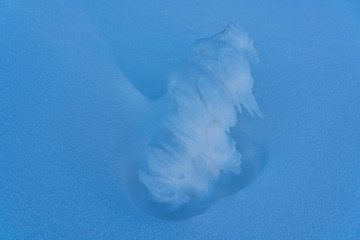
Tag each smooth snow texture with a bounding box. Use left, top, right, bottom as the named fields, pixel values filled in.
left=139, top=26, right=262, bottom=212
left=2, top=0, right=360, bottom=238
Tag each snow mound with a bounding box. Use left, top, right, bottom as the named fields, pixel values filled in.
left=138, top=25, right=262, bottom=212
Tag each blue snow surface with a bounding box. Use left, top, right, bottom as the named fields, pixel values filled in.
left=1, top=0, right=359, bottom=239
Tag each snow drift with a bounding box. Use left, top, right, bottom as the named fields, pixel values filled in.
left=138, top=25, right=263, bottom=213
